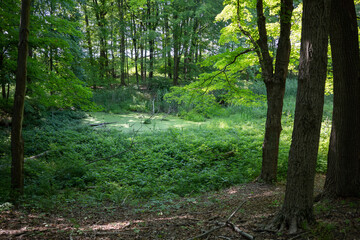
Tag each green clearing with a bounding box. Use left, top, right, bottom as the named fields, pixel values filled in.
left=0, top=79, right=332, bottom=211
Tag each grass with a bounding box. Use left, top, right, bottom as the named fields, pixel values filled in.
left=0, top=78, right=332, bottom=211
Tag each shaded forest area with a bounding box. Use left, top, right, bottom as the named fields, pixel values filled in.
left=1, top=0, right=360, bottom=239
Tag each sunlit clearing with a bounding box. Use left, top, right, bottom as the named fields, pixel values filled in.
left=219, top=121, right=228, bottom=129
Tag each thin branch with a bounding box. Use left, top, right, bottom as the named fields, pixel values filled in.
left=25, top=150, right=51, bottom=161
left=226, top=201, right=246, bottom=222
left=200, top=48, right=254, bottom=93
left=236, top=0, right=261, bottom=60
left=187, top=201, right=251, bottom=240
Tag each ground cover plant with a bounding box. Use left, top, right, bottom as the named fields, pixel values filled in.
left=2, top=0, right=359, bottom=237
left=0, top=79, right=331, bottom=211
left=0, top=78, right=347, bottom=239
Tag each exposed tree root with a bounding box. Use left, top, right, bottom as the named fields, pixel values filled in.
left=265, top=210, right=315, bottom=235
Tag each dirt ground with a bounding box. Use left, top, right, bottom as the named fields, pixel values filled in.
left=1, top=175, right=359, bottom=240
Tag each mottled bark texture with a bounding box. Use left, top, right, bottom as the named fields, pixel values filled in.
left=324, top=0, right=360, bottom=197
left=11, top=0, right=31, bottom=197
left=267, top=0, right=329, bottom=233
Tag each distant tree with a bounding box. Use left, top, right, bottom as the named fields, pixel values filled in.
left=324, top=0, right=360, bottom=197
left=117, top=0, right=127, bottom=86
left=0, top=0, right=20, bottom=100
left=11, top=0, right=31, bottom=197
left=92, top=0, right=109, bottom=84
left=268, top=0, right=329, bottom=233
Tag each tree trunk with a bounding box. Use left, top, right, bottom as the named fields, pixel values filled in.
left=131, top=14, right=139, bottom=87
left=11, top=0, right=31, bottom=197
left=93, top=0, right=108, bottom=84
left=261, top=82, right=285, bottom=181
left=173, top=13, right=180, bottom=86
left=268, top=0, right=329, bottom=233
left=324, top=0, right=360, bottom=198
left=255, top=0, right=293, bottom=183
left=0, top=51, right=5, bottom=99
left=83, top=3, right=96, bottom=89
left=118, top=0, right=126, bottom=86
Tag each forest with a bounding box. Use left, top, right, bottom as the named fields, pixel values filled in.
left=0, top=0, right=359, bottom=239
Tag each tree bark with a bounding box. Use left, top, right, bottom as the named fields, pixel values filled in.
left=324, top=0, right=360, bottom=198
left=252, top=0, right=293, bottom=183
left=268, top=0, right=329, bottom=233
left=11, top=0, right=31, bottom=197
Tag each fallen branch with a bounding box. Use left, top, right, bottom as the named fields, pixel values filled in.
left=226, top=222, right=254, bottom=240
left=187, top=201, right=254, bottom=240
left=25, top=150, right=51, bottom=161
left=89, top=122, right=117, bottom=127
left=226, top=201, right=246, bottom=222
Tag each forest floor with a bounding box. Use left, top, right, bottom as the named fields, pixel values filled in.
left=1, top=174, right=359, bottom=240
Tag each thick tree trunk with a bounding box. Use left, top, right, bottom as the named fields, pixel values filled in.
left=324, top=0, right=360, bottom=197
left=11, top=0, right=31, bottom=197
left=256, top=0, right=293, bottom=183
left=261, top=82, right=285, bottom=181
left=268, top=0, right=329, bottom=233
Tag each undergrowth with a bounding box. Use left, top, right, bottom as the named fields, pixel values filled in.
left=0, top=78, right=332, bottom=211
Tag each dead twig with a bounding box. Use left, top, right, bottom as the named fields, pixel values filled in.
left=226, top=201, right=246, bottom=222
left=188, top=201, right=254, bottom=240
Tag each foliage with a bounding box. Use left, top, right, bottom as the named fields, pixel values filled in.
left=0, top=78, right=333, bottom=210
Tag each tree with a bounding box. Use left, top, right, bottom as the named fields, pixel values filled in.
left=324, top=0, right=360, bottom=197
left=92, top=0, right=109, bottom=84
left=11, top=0, right=31, bottom=197
left=0, top=0, right=21, bottom=101
left=268, top=0, right=329, bottom=233
left=255, top=0, right=294, bottom=183
left=117, top=0, right=127, bottom=86
left=211, top=0, right=295, bottom=183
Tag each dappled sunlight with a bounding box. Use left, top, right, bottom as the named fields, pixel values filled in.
left=85, top=214, right=196, bottom=231
left=218, top=121, right=229, bottom=129
left=226, top=189, right=238, bottom=195
left=246, top=189, right=281, bottom=199
left=0, top=213, right=72, bottom=236
left=0, top=212, right=201, bottom=237
left=82, top=112, right=206, bottom=133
